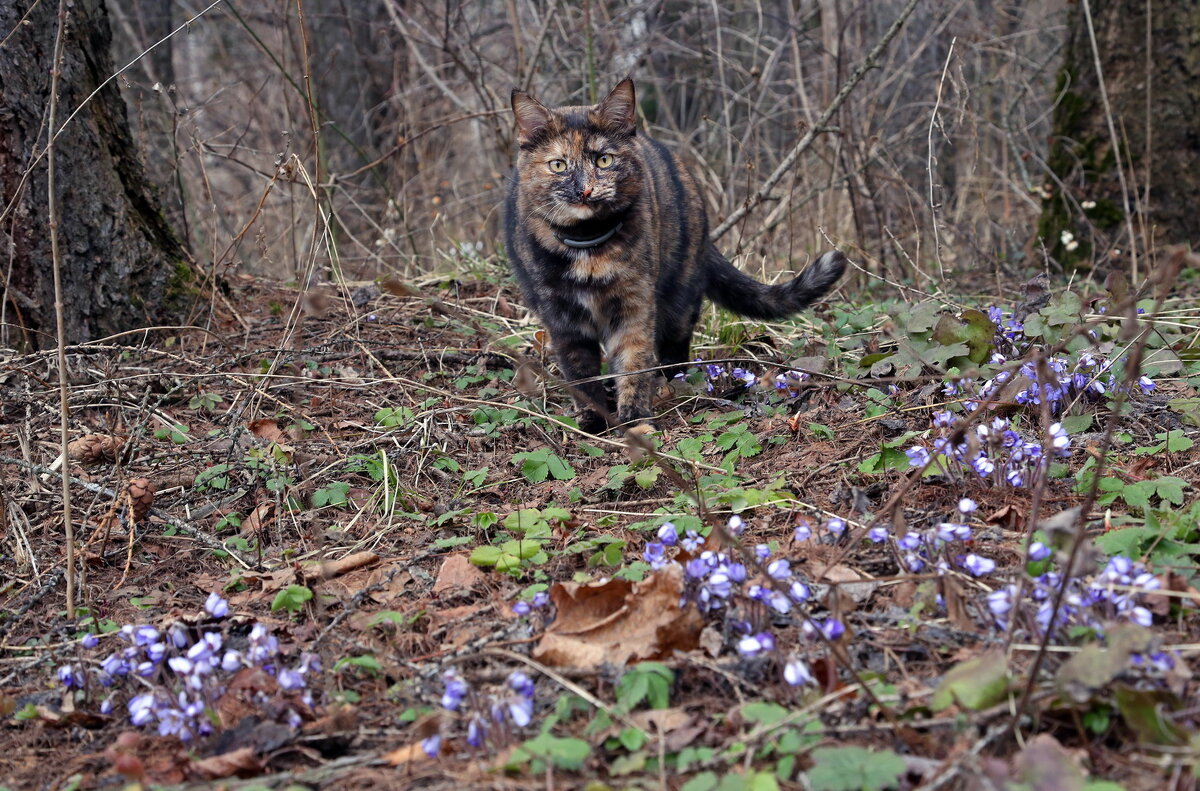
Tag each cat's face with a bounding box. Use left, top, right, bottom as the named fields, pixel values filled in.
left=511, top=79, right=642, bottom=227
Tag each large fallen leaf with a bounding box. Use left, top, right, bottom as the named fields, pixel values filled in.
left=432, top=553, right=486, bottom=595
left=1056, top=623, right=1153, bottom=702
left=931, top=649, right=1010, bottom=711
left=189, top=746, right=263, bottom=780
left=533, top=565, right=702, bottom=668
left=1011, top=734, right=1084, bottom=791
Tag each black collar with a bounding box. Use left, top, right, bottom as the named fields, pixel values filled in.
left=554, top=220, right=623, bottom=249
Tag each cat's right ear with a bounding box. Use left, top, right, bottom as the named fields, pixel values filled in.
left=512, top=89, right=552, bottom=146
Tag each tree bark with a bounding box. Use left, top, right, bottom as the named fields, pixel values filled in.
left=0, top=0, right=188, bottom=347
left=1040, top=0, right=1200, bottom=268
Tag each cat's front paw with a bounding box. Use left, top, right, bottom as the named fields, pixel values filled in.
left=576, top=409, right=609, bottom=435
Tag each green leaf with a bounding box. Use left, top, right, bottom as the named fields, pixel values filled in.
left=682, top=773, right=720, bottom=791
left=808, top=423, right=835, bottom=439
left=469, top=545, right=503, bottom=567
left=932, top=650, right=1010, bottom=711
left=270, top=584, right=313, bottom=612
left=807, top=746, right=906, bottom=791
left=1060, top=414, right=1093, bottom=434
left=1155, top=476, right=1188, bottom=505
left=740, top=702, right=790, bottom=725
left=1120, top=480, right=1156, bottom=511
left=634, top=466, right=661, bottom=489
left=513, top=733, right=591, bottom=771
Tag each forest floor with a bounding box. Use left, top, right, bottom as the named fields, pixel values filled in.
left=1, top=253, right=1198, bottom=791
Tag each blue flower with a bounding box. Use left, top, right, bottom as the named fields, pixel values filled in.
left=963, top=554, right=996, bottom=576
left=422, top=734, right=442, bottom=757
left=204, top=592, right=230, bottom=618
left=794, top=522, right=812, bottom=542
left=783, top=656, right=814, bottom=686
left=657, top=522, right=678, bottom=546
left=1028, top=541, right=1051, bottom=561
left=867, top=527, right=888, bottom=543
left=905, top=447, right=931, bottom=467
left=512, top=601, right=531, bottom=616
left=531, top=591, right=550, bottom=609
left=57, top=664, right=83, bottom=689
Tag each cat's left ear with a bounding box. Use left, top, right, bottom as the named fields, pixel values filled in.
left=595, top=78, right=637, bottom=136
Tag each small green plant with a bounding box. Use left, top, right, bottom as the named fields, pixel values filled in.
left=154, top=422, right=189, bottom=444
left=312, top=481, right=351, bottom=508
left=374, top=406, right=414, bottom=428
left=511, top=448, right=576, bottom=483
left=271, top=584, right=313, bottom=613
left=189, top=391, right=224, bottom=412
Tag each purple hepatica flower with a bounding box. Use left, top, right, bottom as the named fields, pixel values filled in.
left=531, top=591, right=550, bottom=609
left=1005, top=467, right=1025, bottom=487
left=145, top=642, right=167, bottom=663
left=731, top=367, right=757, bottom=387
left=784, top=656, right=814, bottom=686
left=958, top=498, right=977, bottom=514
left=204, top=592, right=230, bottom=618
left=754, top=544, right=772, bottom=562
left=508, top=671, right=536, bottom=699
left=681, top=530, right=703, bottom=552
left=467, top=716, right=487, bottom=747
left=905, top=446, right=931, bottom=468
left=705, top=363, right=724, bottom=379
left=441, top=670, right=469, bottom=711
left=122, top=624, right=160, bottom=647
left=727, top=515, right=745, bottom=536
left=512, top=601, right=531, bottom=616
left=963, top=554, right=996, bottom=576
left=794, top=522, right=812, bottom=542
left=82, top=633, right=99, bottom=649
left=897, top=534, right=922, bottom=551
left=767, top=591, right=792, bottom=614
left=657, top=522, right=678, bottom=546
left=221, top=650, right=243, bottom=673
left=168, top=624, right=190, bottom=649
left=1129, top=607, right=1153, bottom=627
left=1028, top=542, right=1051, bottom=561
left=101, top=652, right=129, bottom=677
left=766, top=559, right=791, bottom=580
left=727, top=563, right=748, bottom=583
left=685, top=557, right=709, bottom=579
left=903, top=553, right=926, bottom=572
left=867, top=527, right=888, bottom=543
left=278, top=667, right=306, bottom=691
left=1137, top=375, right=1155, bottom=393
left=128, top=693, right=157, bottom=727
left=644, top=541, right=668, bottom=569
left=972, top=455, right=995, bottom=477
left=57, top=664, right=83, bottom=689
left=932, top=410, right=955, bottom=428
left=1047, top=423, right=1071, bottom=455
left=508, top=696, right=534, bottom=727
left=100, top=696, right=115, bottom=715
left=421, top=734, right=442, bottom=758
left=135, top=661, right=157, bottom=678
left=737, top=632, right=777, bottom=657
left=704, top=571, right=734, bottom=600
left=789, top=581, right=810, bottom=603
left=826, top=518, right=846, bottom=536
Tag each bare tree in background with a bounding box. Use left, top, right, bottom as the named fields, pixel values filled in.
left=0, top=0, right=188, bottom=347
left=1040, top=0, right=1200, bottom=268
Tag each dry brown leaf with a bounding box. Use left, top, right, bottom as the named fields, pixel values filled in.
left=241, top=501, right=275, bottom=536
left=189, top=747, right=263, bottom=780
left=315, top=551, right=380, bottom=580
left=533, top=564, right=702, bottom=668
left=383, top=741, right=434, bottom=766
left=816, top=564, right=879, bottom=606
left=247, top=419, right=287, bottom=444
left=432, top=553, right=486, bottom=595
left=512, top=361, right=540, bottom=398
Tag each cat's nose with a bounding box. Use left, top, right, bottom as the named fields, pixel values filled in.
left=580, top=187, right=592, bottom=200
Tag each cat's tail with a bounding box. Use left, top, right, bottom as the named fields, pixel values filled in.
left=704, top=248, right=847, bottom=320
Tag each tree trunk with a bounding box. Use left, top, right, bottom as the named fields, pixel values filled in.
left=0, top=0, right=188, bottom=348
left=1040, top=0, right=1200, bottom=268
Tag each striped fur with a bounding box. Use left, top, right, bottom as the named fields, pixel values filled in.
left=505, top=79, right=846, bottom=432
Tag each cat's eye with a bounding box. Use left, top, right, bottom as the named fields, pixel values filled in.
left=548, top=159, right=567, bottom=173
left=596, top=153, right=614, bottom=168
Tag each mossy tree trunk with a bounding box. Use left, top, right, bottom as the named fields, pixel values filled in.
left=0, top=0, right=189, bottom=348
left=1039, top=0, right=1200, bottom=268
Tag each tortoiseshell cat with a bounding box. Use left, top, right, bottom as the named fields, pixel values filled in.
left=505, top=78, right=846, bottom=433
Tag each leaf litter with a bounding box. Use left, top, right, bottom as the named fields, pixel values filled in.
left=0, top=267, right=1197, bottom=789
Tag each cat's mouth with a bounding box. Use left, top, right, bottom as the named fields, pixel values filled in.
left=564, top=203, right=597, bottom=219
